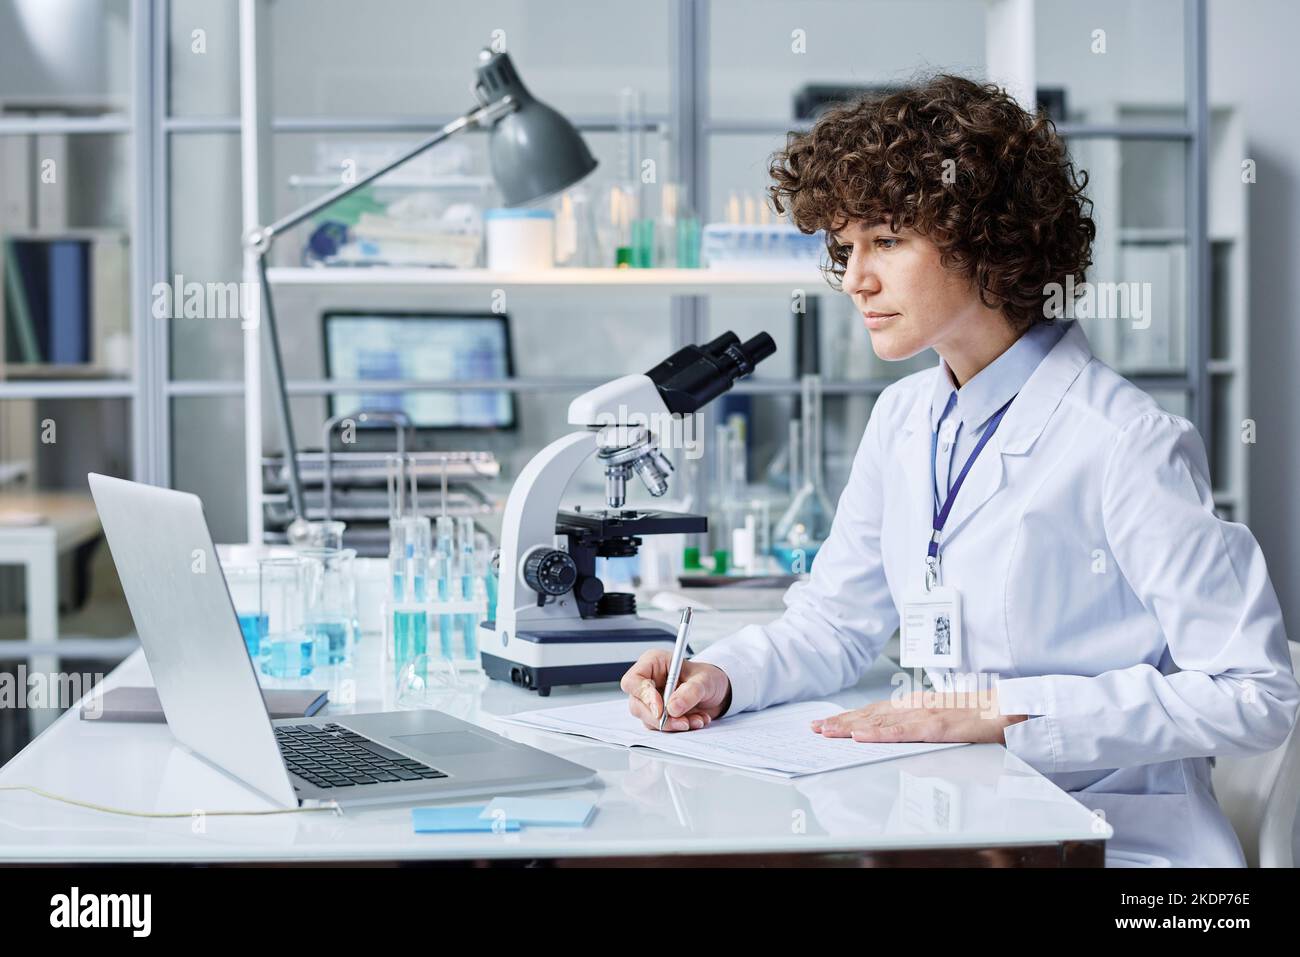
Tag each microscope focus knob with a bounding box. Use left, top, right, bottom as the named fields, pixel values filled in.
left=523, top=548, right=578, bottom=597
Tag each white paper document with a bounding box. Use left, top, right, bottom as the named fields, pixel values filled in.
left=498, top=699, right=967, bottom=778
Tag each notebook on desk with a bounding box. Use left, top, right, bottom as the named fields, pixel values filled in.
left=498, top=699, right=966, bottom=778
left=80, top=686, right=328, bottom=723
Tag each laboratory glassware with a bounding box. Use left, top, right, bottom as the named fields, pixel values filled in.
left=259, top=556, right=314, bottom=678
left=773, top=374, right=834, bottom=572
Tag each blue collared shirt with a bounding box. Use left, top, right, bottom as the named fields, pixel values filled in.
left=931, top=320, right=1070, bottom=503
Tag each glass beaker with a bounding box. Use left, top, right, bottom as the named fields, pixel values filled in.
left=710, top=417, right=749, bottom=573
left=773, top=374, right=834, bottom=572
left=731, top=498, right=772, bottom=574
left=677, top=214, right=701, bottom=268
left=568, top=185, right=604, bottom=267
left=302, top=520, right=346, bottom=551
left=258, top=556, right=313, bottom=678
left=300, top=547, right=358, bottom=667
left=223, top=563, right=266, bottom=659
left=397, top=653, right=456, bottom=707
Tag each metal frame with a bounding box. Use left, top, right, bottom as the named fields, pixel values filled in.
left=0, top=0, right=1218, bottom=618
left=668, top=0, right=710, bottom=509
left=167, top=115, right=672, bottom=135
left=1184, top=0, right=1212, bottom=462
left=239, top=0, right=272, bottom=543
left=213, top=0, right=1210, bottom=542
left=135, top=0, right=169, bottom=486
left=704, top=119, right=1197, bottom=139
left=0, top=117, right=132, bottom=135
left=0, top=1, right=1214, bottom=502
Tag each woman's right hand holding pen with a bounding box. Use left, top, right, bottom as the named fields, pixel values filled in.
left=620, top=650, right=732, bottom=732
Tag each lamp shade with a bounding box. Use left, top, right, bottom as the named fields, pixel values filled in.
left=475, top=49, right=598, bottom=207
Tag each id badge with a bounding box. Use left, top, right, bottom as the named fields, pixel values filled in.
left=900, top=586, right=962, bottom=669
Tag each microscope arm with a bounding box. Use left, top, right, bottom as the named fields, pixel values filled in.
left=495, top=373, right=672, bottom=633
left=567, top=374, right=669, bottom=427
left=495, top=430, right=598, bottom=631
left=493, top=333, right=776, bottom=638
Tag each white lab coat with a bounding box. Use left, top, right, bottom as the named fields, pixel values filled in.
left=694, top=320, right=1300, bottom=867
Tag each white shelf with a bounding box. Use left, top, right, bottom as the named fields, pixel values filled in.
left=286, top=174, right=493, bottom=190
left=1117, top=227, right=1188, bottom=244
left=1117, top=227, right=1242, bottom=244
left=265, top=266, right=830, bottom=295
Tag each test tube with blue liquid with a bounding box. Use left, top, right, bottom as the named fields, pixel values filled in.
left=394, top=515, right=431, bottom=683
left=485, top=547, right=499, bottom=625
left=457, top=517, right=478, bottom=660
left=435, top=515, right=456, bottom=660
left=387, top=455, right=430, bottom=686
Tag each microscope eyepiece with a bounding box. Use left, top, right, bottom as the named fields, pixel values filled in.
left=644, top=331, right=777, bottom=415
left=721, top=332, right=776, bottom=378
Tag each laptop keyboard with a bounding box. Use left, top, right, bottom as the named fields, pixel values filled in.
left=275, top=722, right=448, bottom=790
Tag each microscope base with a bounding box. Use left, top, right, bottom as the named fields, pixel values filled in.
left=481, top=653, right=633, bottom=696
left=480, top=625, right=684, bottom=696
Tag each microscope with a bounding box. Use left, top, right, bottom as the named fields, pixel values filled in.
left=480, top=331, right=776, bottom=695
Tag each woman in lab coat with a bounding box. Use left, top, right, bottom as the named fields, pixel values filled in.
left=620, top=75, right=1299, bottom=867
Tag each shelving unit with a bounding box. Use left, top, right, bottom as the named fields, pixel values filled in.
left=0, top=0, right=158, bottom=680
left=266, top=265, right=826, bottom=294
left=0, top=0, right=164, bottom=477
left=232, top=0, right=1221, bottom=544
left=0, top=1, right=1236, bottom=675
left=1206, top=107, right=1250, bottom=524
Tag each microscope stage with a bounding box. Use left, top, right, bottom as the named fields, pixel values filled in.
left=555, top=508, right=707, bottom=539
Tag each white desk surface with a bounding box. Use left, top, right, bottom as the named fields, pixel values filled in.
left=0, top=607, right=1110, bottom=863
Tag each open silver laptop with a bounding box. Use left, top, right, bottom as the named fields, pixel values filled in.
left=87, top=473, right=595, bottom=808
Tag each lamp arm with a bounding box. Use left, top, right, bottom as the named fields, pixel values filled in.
left=254, top=254, right=307, bottom=524
left=243, top=96, right=516, bottom=533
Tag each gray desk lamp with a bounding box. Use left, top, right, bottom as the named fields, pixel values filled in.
left=244, top=47, right=598, bottom=542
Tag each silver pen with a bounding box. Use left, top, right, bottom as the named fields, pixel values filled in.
left=658, top=607, right=693, bottom=731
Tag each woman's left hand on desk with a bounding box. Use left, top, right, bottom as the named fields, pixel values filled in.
left=811, top=690, right=1029, bottom=746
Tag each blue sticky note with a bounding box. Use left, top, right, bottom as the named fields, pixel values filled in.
left=412, top=805, right=520, bottom=833
left=479, top=796, right=597, bottom=827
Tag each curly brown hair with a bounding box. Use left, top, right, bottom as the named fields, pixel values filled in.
left=767, top=74, right=1095, bottom=331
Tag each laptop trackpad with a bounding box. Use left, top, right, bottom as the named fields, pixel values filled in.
left=391, top=731, right=501, bottom=757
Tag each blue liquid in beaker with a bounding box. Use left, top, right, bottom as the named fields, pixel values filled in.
left=260, top=632, right=315, bottom=678
left=308, top=619, right=351, bottom=666
left=237, top=612, right=267, bottom=658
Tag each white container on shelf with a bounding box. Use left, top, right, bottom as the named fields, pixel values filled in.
left=485, top=208, right=555, bottom=270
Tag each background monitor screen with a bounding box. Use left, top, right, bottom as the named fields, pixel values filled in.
left=323, top=311, right=515, bottom=430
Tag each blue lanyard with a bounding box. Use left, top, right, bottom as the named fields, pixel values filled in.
left=932, top=409, right=959, bottom=516
left=927, top=391, right=1016, bottom=569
